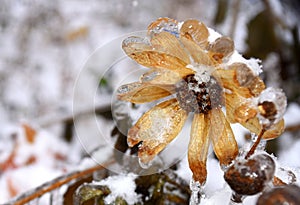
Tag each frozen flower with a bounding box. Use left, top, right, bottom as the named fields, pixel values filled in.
left=117, top=18, right=286, bottom=184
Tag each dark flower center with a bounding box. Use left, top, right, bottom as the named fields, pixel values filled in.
left=175, top=74, right=224, bottom=114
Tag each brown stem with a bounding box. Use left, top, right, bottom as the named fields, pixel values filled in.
left=12, top=160, right=115, bottom=205
left=245, top=128, right=266, bottom=159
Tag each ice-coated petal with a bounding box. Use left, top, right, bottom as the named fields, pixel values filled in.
left=208, top=36, right=234, bottom=63
left=180, top=19, right=209, bottom=48
left=122, top=36, right=192, bottom=75
left=209, top=108, right=238, bottom=165
left=127, top=99, right=188, bottom=164
left=117, top=82, right=173, bottom=104
left=140, top=68, right=182, bottom=85
left=214, top=63, right=265, bottom=97
left=150, top=31, right=190, bottom=64
left=188, top=113, right=211, bottom=184
left=257, top=87, right=287, bottom=126
left=180, top=37, right=213, bottom=66
left=148, top=17, right=179, bottom=37
left=241, top=117, right=285, bottom=140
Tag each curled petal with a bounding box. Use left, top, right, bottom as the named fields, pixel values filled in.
left=151, top=31, right=190, bottom=64
left=128, top=99, right=188, bottom=164
left=180, top=19, right=209, bottom=48
left=188, top=113, right=210, bottom=184
left=117, top=82, right=173, bottom=104
left=208, top=37, right=234, bottom=63
left=209, top=108, right=238, bottom=165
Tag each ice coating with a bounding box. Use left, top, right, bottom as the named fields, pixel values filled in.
left=257, top=87, right=287, bottom=126
left=148, top=18, right=179, bottom=37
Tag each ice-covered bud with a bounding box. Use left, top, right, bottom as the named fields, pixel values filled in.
left=224, top=154, right=275, bottom=195
left=257, top=87, right=287, bottom=127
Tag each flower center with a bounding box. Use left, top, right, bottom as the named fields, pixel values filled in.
left=175, top=74, right=224, bottom=114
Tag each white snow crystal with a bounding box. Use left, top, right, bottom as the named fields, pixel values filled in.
left=95, top=173, right=140, bottom=204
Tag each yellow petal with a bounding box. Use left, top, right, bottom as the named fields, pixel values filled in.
left=209, top=108, right=238, bottom=165
left=188, top=113, right=210, bottom=184
left=117, top=82, right=173, bottom=104
left=127, top=99, right=188, bottom=164
left=151, top=31, right=190, bottom=64
left=208, top=37, right=234, bottom=63
left=140, top=68, right=182, bottom=85
left=180, top=37, right=214, bottom=66
left=180, top=19, right=209, bottom=48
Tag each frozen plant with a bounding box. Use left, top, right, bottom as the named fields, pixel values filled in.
left=116, top=17, right=287, bottom=203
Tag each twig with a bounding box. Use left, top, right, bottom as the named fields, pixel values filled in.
left=229, top=0, right=241, bottom=39
left=245, top=128, right=266, bottom=159
left=10, top=160, right=115, bottom=205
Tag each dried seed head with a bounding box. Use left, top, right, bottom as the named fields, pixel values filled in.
left=224, top=154, right=275, bottom=195
left=256, top=185, right=300, bottom=205
left=175, top=74, right=223, bottom=114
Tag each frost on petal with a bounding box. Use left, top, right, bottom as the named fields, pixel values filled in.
left=117, top=82, right=173, bottom=104
left=188, top=113, right=210, bottom=184
left=257, top=87, right=287, bottom=126
left=209, top=108, right=238, bottom=166
left=150, top=31, right=190, bottom=64
left=127, top=99, right=188, bottom=164
left=180, top=19, right=209, bottom=48
left=140, top=69, right=182, bottom=85
left=208, top=37, right=234, bottom=63
left=148, top=17, right=179, bottom=37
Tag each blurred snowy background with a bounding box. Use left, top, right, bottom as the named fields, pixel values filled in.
left=1, top=0, right=300, bottom=204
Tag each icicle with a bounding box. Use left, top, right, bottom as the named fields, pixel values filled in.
left=138, top=157, right=153, bottom=169
left=189, top=179, right=205, bottom=205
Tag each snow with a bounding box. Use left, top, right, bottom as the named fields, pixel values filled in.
left=95, top=173, right=140, bottom=204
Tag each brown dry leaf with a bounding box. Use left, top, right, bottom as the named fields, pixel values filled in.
left=7, top=177, right=19, bottom=198
left=22, top=123, right=37, bottom=144
left=65, top=26, right=89, bottom=41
